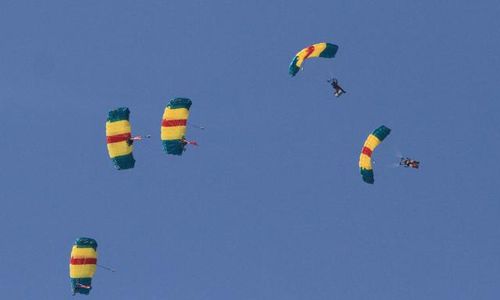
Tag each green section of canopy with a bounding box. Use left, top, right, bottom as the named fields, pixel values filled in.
left=75, top=237, right=98, bottom=250
left=107, top=107, right=130, bottom=122
left=360, top=168, right=374, bottom=184
left=168, top=98, right=192, bottom=109
left=162, top=140, right=184, bottom=156
left=319, top=43, right=339, bottom=58
left=289, top=57, right=300, bottom=77
left=372, top=125, right=391, bottom=141
left=112, top=153, right=135, bottom=170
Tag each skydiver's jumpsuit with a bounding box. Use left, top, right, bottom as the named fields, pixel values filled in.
left=331, top=81, right=346, bottom=96
left=127, top=136, right=143, bottom=146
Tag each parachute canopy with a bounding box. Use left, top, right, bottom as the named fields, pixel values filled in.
left=289, top=42, right=339, bottom=76
left=359, top=125, right=391, bottom=184
left=106, top=107, right=135, bottom=170
left=69, top=237, right=98, bottom=295
left=161, top=98, right=192, bottom=155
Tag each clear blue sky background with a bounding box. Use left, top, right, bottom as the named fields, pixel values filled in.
left=1, top=1, right=499, bottom=299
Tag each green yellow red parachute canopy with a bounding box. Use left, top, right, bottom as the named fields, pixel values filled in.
left=161, top=98, right=192, bottom=155
left=359, top=125, right=391, bottom=184
left=289, top=42, right=339, bottom=76
left=106, top=107, right=135, bottom=170
left=69, top=237, right=98, bottom=295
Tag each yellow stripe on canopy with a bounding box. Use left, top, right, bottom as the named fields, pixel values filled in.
left=162, top=107, right=189, bottom=120
left=161, top=126, right=186, bottom=140
left=295, top=43, right=328, bottom=68
left=70, top=265, right=97, bottom=278
left=359, top=154, right=372, bottom=170
left=107, top=141, right=133, bottom=158
left=106, top=120, right=131, bottom=136
left=364, top=135, right=381, bottom=150
left=161, top=107, right=190, bottom=141
left=69, top=246, right=97, bottom=278
left=71, top=246, right=97, bottom=257
left=359, top=134, right=381, bottom=170
left=106, top=119, right=133, bottom=158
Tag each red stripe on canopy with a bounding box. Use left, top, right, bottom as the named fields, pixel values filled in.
left=362, top=147, right=373, bottom=157
left=303, top=46, right=315, bottom=59
left=70, top=257, right=97, bottom=265
left=162, top=119, right=187, bottom=127
left=107, top=133, right=131, bottom=144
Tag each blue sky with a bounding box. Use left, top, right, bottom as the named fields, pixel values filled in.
left=1, top=0, right=499, bottom=299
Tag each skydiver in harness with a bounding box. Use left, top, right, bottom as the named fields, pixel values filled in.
left=126, top=135, right=151, bottom=146
left=72, top=283, right=91, bottom=296
left=328, top=78, right=346, bottom=97
left=180, top=136, right=198, bottom=151
left=400, top=157, right=420, bottom=169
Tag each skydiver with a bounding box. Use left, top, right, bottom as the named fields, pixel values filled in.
left=127, top=135, right=151, bottom=146
left=328, top=78, right=346, bottom=97
left=76, top=283, right=91, bottom=289
left=72, top=283, right=91, bottom=295
left=181, top=137, right=198, bottom=150
left=400, top=157, right=420, bottom=169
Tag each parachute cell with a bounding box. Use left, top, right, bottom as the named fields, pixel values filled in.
left=359, top=125, right=391, bottom=184
left=106, top=107, right=135, bottom=169
left=69, top=237, right=98, bottom=295
left=289, top=42, right=339, bottom=76
left=161, top=98, right=192, bottom=155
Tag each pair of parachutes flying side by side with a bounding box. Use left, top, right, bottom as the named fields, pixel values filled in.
left=105, top=98, right=197, bottom=170
left=289, top=43, right=418, bottom=184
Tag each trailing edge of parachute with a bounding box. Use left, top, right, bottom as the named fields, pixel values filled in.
left=69, top=237, right=98, bottom=295
left=359, top=125, right=391, bottom=184
left=161, top=98, right=192, bottom=155
left=289, top=42, right=339, bottom=77
left=106, top=107, right=135, bottom=170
